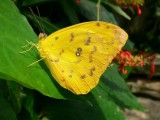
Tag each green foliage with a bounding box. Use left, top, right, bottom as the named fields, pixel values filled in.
left=0, top=0, right=144, bottom=120
left=125, top=0, right=160, bottom=53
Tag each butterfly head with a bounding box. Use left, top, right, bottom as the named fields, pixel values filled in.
left=38, top=33, right=48, bottom=40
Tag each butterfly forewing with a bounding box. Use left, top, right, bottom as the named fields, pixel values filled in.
left=38, top=21, right=128, bottom=94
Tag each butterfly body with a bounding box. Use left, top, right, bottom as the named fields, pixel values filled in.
left=37, top=21, right=128, bottom=94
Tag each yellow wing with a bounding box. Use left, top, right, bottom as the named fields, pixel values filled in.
left=37, top=21, right=128, bottom=94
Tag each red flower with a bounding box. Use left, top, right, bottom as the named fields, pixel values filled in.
left=113, top=0, right=144, bottom=15
left=114, top=50, right=156, bottom=77
left=137, top=5, right=142, bottom=15
left=148, top=55, right=156, bottom=78
left=76, top=0, right=80, bottom=4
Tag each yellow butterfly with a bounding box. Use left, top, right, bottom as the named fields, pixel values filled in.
left=28, top=21, right=128, bottom=94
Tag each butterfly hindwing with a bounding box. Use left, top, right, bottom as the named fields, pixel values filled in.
left=38, top=21, right=128, bottom=94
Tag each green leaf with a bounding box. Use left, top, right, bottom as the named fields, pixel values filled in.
left=60, top=0, right=80, bottom=24
left=6, top=81, right=26, bottom=113
left=41, top=72, right=130, bottom=120
left=0, top=0, right=98, bottom=102
left=0, top=83, right=17, bottom=120
left=37, top=95, right=124, bottom=120
left=0, top=0, right=68, bottom=99
left=0, top=1, right=144, bottom=120
left=123, top=39, right=135, bottom=50
left=104, top=2, right=131, bottom=20
left=88, top=85, right=125, bottom=120
left=102, top=64, right=144, bottom=111
left=41, top=99, right=106, bottom=120
left=22, top=0, right=57, bottom=6
left=23, top=91, right=39, bottom=120
left=24, top=12, right=59, bottom=34
left=77, top=0, right=117, bottom=24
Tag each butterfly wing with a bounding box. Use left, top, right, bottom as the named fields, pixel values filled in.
left=38, top=21, right=128, bottom=94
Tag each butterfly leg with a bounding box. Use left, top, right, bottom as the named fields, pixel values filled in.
left=27, top=58, right=44, bottom=67
left=19, top=40, right=38, bottom=53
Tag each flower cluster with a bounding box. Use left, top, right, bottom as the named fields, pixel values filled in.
left=114, top=50, right=155, bottom=77
left=113, top=0, right=144, bottom=15
left=76, top=0, right=144, bottom=15
left=114, top=0, right=144, bottom=6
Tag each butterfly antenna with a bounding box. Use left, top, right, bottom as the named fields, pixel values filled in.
left=36, top=6, right=45, bottom=33
left=96, top=0, right=101, bottom=21
left=29, top=7, right=45, bottom=33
